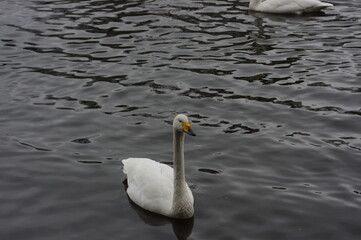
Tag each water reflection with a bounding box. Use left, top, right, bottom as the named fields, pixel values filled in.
left=249, top=9, right=328, bottom=20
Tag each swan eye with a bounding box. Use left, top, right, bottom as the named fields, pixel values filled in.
left=179, top=120, right=182, bottom=123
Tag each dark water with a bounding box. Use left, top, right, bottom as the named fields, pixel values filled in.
left=1, top=0, right=360, bottom=239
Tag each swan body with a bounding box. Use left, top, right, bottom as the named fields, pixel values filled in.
left=122, top=114, right=196, bottom=219
left=249, top=0, right=333, bottom=14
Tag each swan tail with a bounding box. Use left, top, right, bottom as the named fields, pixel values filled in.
left=322, top=2, right=333, bottom=7
left=317, top=1, right=333, bottom=8
left=122, top=158, right=134, bottom=174
left=308, top=2, right=333, bottom=12
left=122, top=158, right=154, bottom=174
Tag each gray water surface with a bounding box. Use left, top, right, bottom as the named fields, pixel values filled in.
left=1, top=0, right=361, bottom=239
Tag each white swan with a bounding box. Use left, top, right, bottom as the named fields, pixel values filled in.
left=249, top=0, right=333, bottom=14
left=122, top=114, right=196, bottom=219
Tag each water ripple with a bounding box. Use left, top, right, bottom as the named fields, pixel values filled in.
left=1, top=0, right=361, bottom=239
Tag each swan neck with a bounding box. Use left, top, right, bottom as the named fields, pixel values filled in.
left=171, top=126, right=194, bottom=219
left=173, top=129, right=185, bottom=183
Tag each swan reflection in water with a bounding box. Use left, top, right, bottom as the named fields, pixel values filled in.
left=123, top=179, right=194, bottom=240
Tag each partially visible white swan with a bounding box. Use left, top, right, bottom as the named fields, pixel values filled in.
left=122, top=114, right=196, bottom=219
left=249, top=0, right=333, bottom=14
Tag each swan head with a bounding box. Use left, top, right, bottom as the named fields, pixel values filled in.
left=173, top=114, right=196, bottom=136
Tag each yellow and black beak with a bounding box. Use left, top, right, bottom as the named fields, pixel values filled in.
left=182, top=122, right=196, bottom=136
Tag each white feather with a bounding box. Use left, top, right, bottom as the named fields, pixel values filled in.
left=249, top=0, right=333, bottom=14
left=123, top=158, right=172, bottom=215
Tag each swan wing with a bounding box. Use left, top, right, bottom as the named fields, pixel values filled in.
left=122, top=158, right=174, bottom=216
